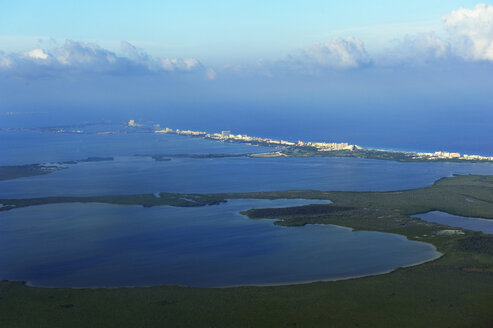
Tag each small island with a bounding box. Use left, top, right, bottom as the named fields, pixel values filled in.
left=0, top=164, right=64, bottom=181
left=0, top=157, right=114, bottom=181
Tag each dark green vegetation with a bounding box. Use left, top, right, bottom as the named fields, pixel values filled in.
left=0, top=193, right=225, bottom=211
left=135, top=153, right=248, bottom=161
left=0, top=157, right=113, bottom=181
left=3, top=174, right=493, bottom=219
left=75, top=156, right=114, bottom=162
left=137, top=152, right=289, bottom=161
left=239, top=174, right=493, bottom=224
left=0, top=164, right=64, bottom=181
left=458, top=235, right=493, bottom=255
left=1, top=175, right=493, bottom=327
left=137, top=147, right=493, bottom=164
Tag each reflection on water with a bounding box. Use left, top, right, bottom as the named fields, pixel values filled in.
left=0, top=199, right=440, bottom=287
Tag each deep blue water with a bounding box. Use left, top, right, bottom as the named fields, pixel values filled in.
left=0, top=130, right=272, bottom=166
left=2, top=96, right=493, bottom=156
left=413, top=211, right=493, bottom=234
left=0, top=199, right=440, bottom=287
left=1, top=131, right=493, bottom=199
left=1, top=130, right=491, bottom=287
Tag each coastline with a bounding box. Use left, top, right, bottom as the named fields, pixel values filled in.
left=15, top=250, right=442, bottom=289
left=3, top=122, right=493, bottom=165
left=150, top=124, right=493, bottom=164
left=9, top=214, right=442, bottom=290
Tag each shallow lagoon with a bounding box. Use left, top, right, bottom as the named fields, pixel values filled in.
left=2, top=132, right=493, bottom=199
left=0, top=199, right=440, bottom=287
left=413, top=211, right=493, bottom=234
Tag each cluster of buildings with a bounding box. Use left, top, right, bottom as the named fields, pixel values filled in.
left=301, top=141, right=361, bottom=151
left=414, top=151, right=493, bottom=161
left=157, top=127, right=295, bottom=145
left=142, top=121, right=493, bottom=162
left=127, top=120, right=143, bottom=127
left=153, top=126, right=359, bottom=151
left=415, top=151, right=461, bottom=159
left=212, top=132, right=298, bottom=147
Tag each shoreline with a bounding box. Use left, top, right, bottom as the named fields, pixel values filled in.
left=3, top=122, right=493, bottom=164
left=151, top=124, right=493, bottom=163
left=1, top=199, right=442, bottom=290
left=6, top=233, right=443, bottom=290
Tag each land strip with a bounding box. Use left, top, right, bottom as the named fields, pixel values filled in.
left=2, top=174, right=493, bottom=220
left=152, top=125, right=493, bottom=163
left=0, top=157, right=113, bottom=181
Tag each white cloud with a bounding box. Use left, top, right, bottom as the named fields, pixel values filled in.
left=443, top=3, right=493, bottom=61
left=372, top=4, right=493, bottom=67
left=120, top=41, right=145, bottom=61
left=2, top=4, right=492, bottom=80
left=26, top=48, right=48, bottom=60
left=265, top=37, right=372, bottom=76
left=120, top=41, right=200, bottom=72
left=0, top=40, right=205, bottom=78
left=0, top=51, right=13, bottom=68
left=301, top=37, right=372, bottom=69
left=407, top=33, right=450, bottom=58
left=289, top=4, right=493, bottom=70
left=214, top=37, right=372, bottom=77
left=377, top=33, right=452, bottom=66
left=51, top=41, right=120, bottom=69
left=161, top=58, right=200, bottom=71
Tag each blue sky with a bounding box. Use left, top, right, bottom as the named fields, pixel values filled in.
left=1, top=1, right=493, bottom=150
left=1, top=0, right=491, bottom=63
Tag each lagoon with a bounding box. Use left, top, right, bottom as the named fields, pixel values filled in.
left=2, top=131, right=493, bottom=199
left=412, top=211, right=493, bottom=235
left=0, top=199, right=440, bottom=287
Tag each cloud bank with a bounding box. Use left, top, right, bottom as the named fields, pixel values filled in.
left=299, top=37, right=372, bottom=70
left=379, top=3, right=493, bottom=66
left=443, top=3, right=493, bottom=61
left=219, top=4, right=493, bottom=77
left=0, top=40, right=205, bottom=78
left=1, top=4, right=492, bottom=80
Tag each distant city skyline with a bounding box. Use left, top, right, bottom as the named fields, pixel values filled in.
left=1, top=2, right=492, bottom=154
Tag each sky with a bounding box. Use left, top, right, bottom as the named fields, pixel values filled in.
left=0, top=0, right=491, bottom=62
left=1, top=1, right=493, bottom=152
